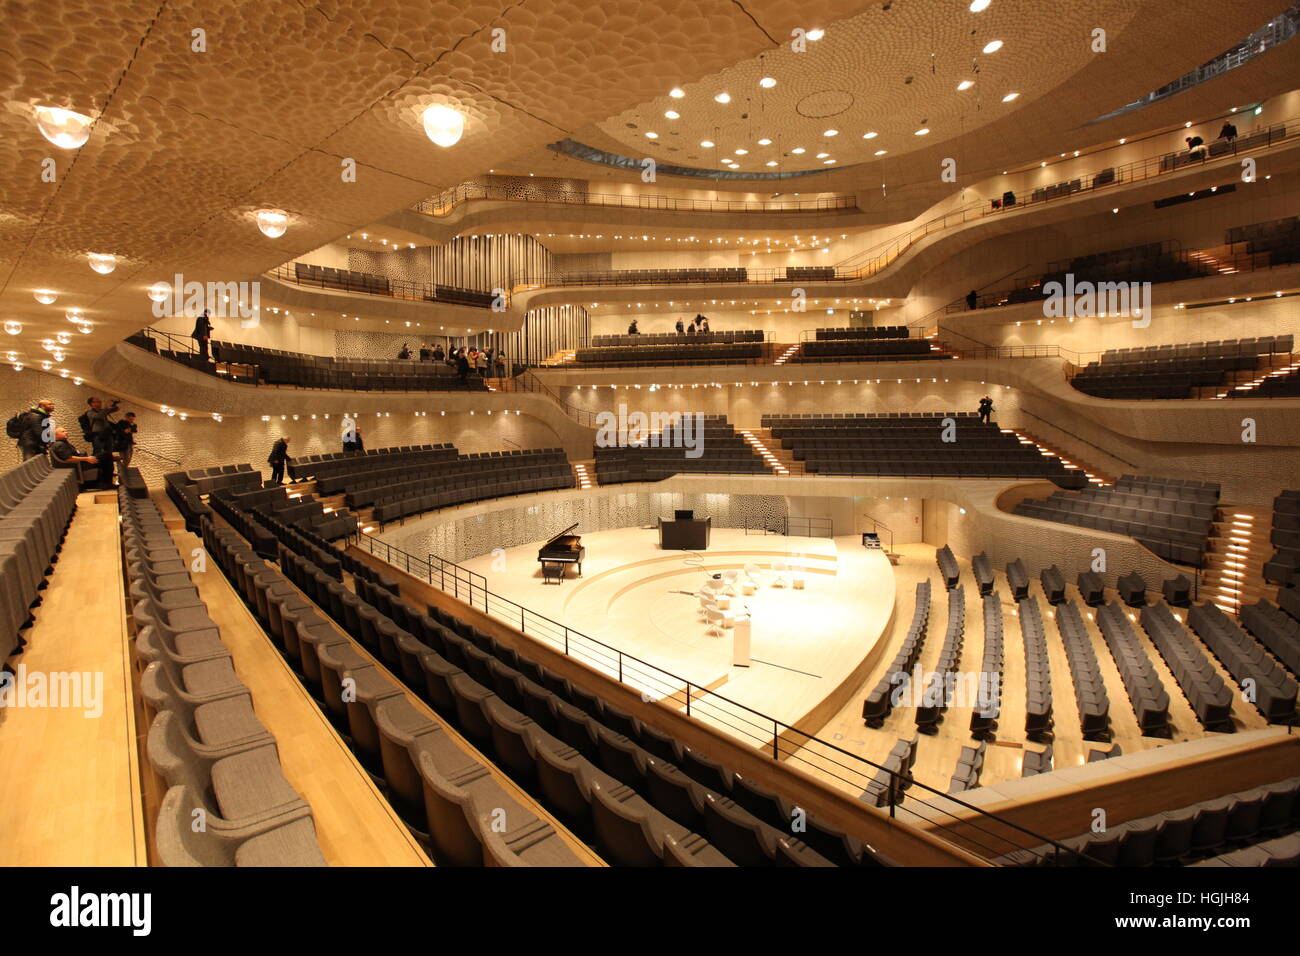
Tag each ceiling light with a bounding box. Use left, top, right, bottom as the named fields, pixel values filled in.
left=983, top=39, right=1003, bottom=53
left=147, top=282, right=170, bottom=303
left=914, top=127, right=930, bottom=135
left=970, top=0, right=991, bottom=11
left=714, top=92, right=731, bottom=104
left=34, top=106, right=93, bottom=149
left=758, top=138, right=772, bottom=145
left=862, top=131, right=879, bottom=139
left=645, top=131, right=659, bottom=139
left=3, top=321, right=21, bottom=336
left=823, top=159, right=835, bottom=164
left=669, top=88, right=685, bottom=98
left=55, top=331, right=71, bottom=345
left=734, top=148, right=747, bottom=155
left=766, top=161, right=778, bottom=166
left=422, top=105, right=465, bottom=147
left=816, top=152, right=829, bottom=158
left=87, top=253, right=117, bottom=275
left=700, top=140, right=714, bottom=147
left=1002, top=92, right=1019, bottom=102
left=791, top=147, right=806, bottom=154
left=664, top=110, right=679, bottom=119
left=759, top=77, right=777, bottom=88
left=823, top=129, right=838, bottom=137
left=807, top=28, right=824, bottom=41
left=33, top=289, right=58, bottom=305
left=255, top=209, right=288, bottom=238
left=874, top=149, right=887, bottom=155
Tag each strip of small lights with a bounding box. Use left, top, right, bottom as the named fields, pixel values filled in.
left=573, top=463, right=594, bottom=489
left=737, top=429, right=789, bottom=475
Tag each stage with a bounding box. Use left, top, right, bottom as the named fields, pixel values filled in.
left=460, top=527, right=897, bottom=744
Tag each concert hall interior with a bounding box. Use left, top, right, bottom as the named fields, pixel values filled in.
left=5, top=0, right=1300, bottom=878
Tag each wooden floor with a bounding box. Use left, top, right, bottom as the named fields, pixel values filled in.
left=168, top=523, right=433, bottom=867
left=804, top=544, right=1272, bottom=812
left=0, top=492, right=146, bottom=865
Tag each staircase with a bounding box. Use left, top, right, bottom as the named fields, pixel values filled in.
left=773, top=343, right=801, bottom=366
left=1000, top=427, right=1112, bottom=485
left=742, top=427, right=803, bottom=475
left=1200, top=507, right=1276, bottom=613
left=540, top=347, right=577, bottom=367
left=572, top=460, right=596, bottom=489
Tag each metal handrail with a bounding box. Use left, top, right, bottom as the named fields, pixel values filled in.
left=130, top=443, right=183, bottom=466
left=413, top=182, right=859, bottom=217
left=351, top=528, right=1100, bottom=864
left=860, top=513, right=895, bottom=553
left=265, top=263, right=498, bottom=310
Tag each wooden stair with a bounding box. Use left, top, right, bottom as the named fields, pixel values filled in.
left=571, top=459, right=596, bottom=489
left=740, top=427, right=802, bottom=475
left=1002, top=426, right=1112, bottom=486
left=1200, top=506, right=1276, bottom=612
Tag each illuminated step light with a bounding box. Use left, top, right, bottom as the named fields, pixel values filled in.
left=35, top=106, right=93, bottom=149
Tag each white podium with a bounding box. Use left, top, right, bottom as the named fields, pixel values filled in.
left=732, top=615, right=751, bottom=667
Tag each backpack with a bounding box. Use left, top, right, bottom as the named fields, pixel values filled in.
left=5, top=413, right=23, bottom=439
left=77, top=411, right=93, bottom=442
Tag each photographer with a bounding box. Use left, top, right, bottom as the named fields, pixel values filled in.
left=81, top=396, right=121, bottom=490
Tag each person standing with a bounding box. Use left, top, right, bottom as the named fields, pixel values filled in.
left=1218, top=121, right=1238, bottom=144
left=455, top=348, right=470, bottom=385
left=675, top=317, right=685, bottom=334
left=192, top=309, right=214, bottom=362
left=268, top=436, right=290, bottom=485
left=476, top=349, right=488, bottom=377
left=494, top=351, right=506, bottom=377
left=14, top=399, right=55, bottom=460
left=432, top=343, right=445, bottom=362
left=628, top=319, right=639, bottom=334
left=83, top=396, right=120, bottom=489
left=966, top=289, right=979, bottom=311
left=114, top=412, right=138, bottom=468
left=977, top=395, right=994, bottom=424
left=398, top=342, right=411, bottom=360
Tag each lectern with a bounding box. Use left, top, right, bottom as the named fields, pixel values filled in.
left=658, top=515, right=711, bottom=550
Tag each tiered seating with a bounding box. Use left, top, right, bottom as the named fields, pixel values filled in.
left=260, top=532, right=864, bottom=866
left=862, top=581, right=931, bottom=727
left=1264, top=490, right=1300, bottom=586
left=1117, top=570, right=1148, bottom=606
left=291, top=262, right=495, bottom=308
left=1039, top=565, right=1067, bottom=604
left=288, top=444, right=456, bottom=485
left=1017, top=596, right=1054, bottom=741
left=1015, top=474, right=1219, bottom=566
left=1162, top=574, right=1193, bottom=606
left=210, top=485, right=357, bottom=555
left=591, top=330, right=764, bottom=347
left=556, top=266, right=748, bottom=287
left=861, top=737, right=918, bottom=808
left=595, top=417, right=767, bottom=484
left=915, top=585, right=965, bottom=734
left=765, top=413, right=1082, bottom=481
left=1240, top=597, right=1300, bottom=677
left=998, top=775, right=1300, bottom=867
left=1054, top=601, right=1111, bottom=739
left=794, top=337, right=938, bottom=362
left=1076, top=570, right=1105, bottom=605
left=785, top=266, right=836, bottom=281
left=210, top=342, right=489, bottom=391
left=970, top=593, right=1005, bottom=739
left=812, top=326, right=909, bottom=341
left=1005, top=558, right=1030, bottom=600
left=971, top=552, right=995, bottom=595
left=1072, top=336, right=1292, bottom=399
left=1187, top=603, right=1297, bottom=722
left=575, top=342, right=762, bottom=365
left=1234, top=364, right=1300, bottom=398
left=1139, top=603, right=1234, bottom=731
left=0, top=456, right=77, bottom=662
left=1195, top=832, right=1300, bottom=866
left=1095, top=602, right=1171, bottom=735
left=366, top=450, right=574, bottom=524
left=1226, top=213, right=1300, bottom=267
left=1022, top=746, right=1053, bottom=777
left=123, top=491, right=327, bottom=866
left=169, top=463, right=261, bottom=497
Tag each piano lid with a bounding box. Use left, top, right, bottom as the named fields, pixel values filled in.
left=542, top=522, right=580, bottom=546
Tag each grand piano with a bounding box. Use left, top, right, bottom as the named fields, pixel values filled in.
left=538, top=523, right=585, bottom=584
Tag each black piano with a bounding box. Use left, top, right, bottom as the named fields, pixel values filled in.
left=538, top=523, right=584, bottom=584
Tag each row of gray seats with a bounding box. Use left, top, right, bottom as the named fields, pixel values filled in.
left=294, top=444, right=458, bottom=488
left=1017, top=596, right=1054, bottom=741
left=125, top=491, right=327, bottom=866
left=971, top=552, right=995, bottom=596
left=1193, top=831, right=1300, bottom=867
left=1188, top=602, right=1297, bottom=723
left=970, top=592, right=1005, bottom=738
left=1096, top=602, right=1171, bottom=735
left=999, top=776, right=1300, bottom=867
left=862, top=737, right=918, bottom=808
left=0, top=455, right=77, bottom=662
left=948, top=741, right=986, bottom=794
left=1240, top=598, right=1300, bottom=677
left=1022, top=744, right=1053, bottom=777
left=936, top=545, right=961, bottom=590
left=862, top=581, right=932, bottom=726
left=916, top=585, right=966, bottom=734
left=1055, top=600, right=1111, bottom=740
left=1140, top=603, right=1234, bottom=731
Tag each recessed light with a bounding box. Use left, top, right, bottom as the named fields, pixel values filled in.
left=914, top=127, right=930, bottom=135
left=700, top=140, right=714, bottom=147
left=758, top=137, right=772, bottom=145
left=791, top=147, right=806, bottom=154
left=734, top=148, right=747, bottom=155
left=970, top=0, right=991, bottom=11
left=982, top=39, right=1003, bottom=53
left=766, top=161, right=778, bottom=166
left=807, top=28, right=824, bottom=41
left=645, top=131, right=658, bottom=138
left=957, top=80, right=974, bottom=91
left=34, top=106, right=94, bottom=149
left=669, top=88, right=685, bottom=98
left=874, top=149, right=887, bottom=155
left=664, top=110, right=679, bottom=119
left=1002, top=92, right=1019, bottom=102
left=823, top=129, right=838, bottom=137
left=823, top=159, right=836, bottom=164
left=759, top=77, right=777, bottom=88
left=862, top=131, right=878, bottom=139
left=715, top=92, right=731, bottom=104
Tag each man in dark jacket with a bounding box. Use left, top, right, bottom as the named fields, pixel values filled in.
left=455, top=349, right=470, bottom=385
left=15, top=399, right=55, bottom=460
left=977, top=395, right=994, bottom=424
left=192, top=309, right=214, bottom=362
left=114, top=412, right=138, bottom=468
left=49, top=427, right=99, bottom=487
left=675, top=317, right=685, bottom=334
left=85, top=397, right=120, bottom=489
left=268, top=436, right=290, bottom=485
